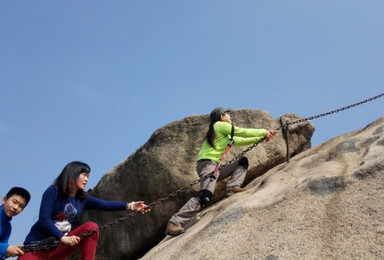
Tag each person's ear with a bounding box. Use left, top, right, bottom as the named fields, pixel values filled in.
left=2, top=197, right=6, bottom=205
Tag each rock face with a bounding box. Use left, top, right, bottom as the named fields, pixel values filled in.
left=81, top=109, right=314, bottom=259
left=142, top=116, right=384, bottom=260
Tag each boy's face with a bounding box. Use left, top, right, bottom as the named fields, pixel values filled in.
left=2, top=195, right=27, bottom=218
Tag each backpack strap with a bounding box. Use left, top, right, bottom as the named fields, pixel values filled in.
left=228, top=123, right=235, bottom=146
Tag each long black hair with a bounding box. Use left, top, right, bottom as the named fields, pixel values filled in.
left=54, top=161, right=90, bottom=199
left=205, top=115, right=220, bottom=148
left=205, top=121, right=217, bottom=148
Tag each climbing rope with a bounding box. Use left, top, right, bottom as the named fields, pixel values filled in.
left=17, top=92, right=384, bottom=255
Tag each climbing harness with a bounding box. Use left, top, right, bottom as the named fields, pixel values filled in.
left=13, top=92, right=383, bottom=257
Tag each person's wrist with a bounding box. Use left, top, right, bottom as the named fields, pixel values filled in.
left=127, top=201, right=135, bottom=211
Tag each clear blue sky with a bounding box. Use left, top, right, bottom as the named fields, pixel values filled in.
left=1, top=1, right=383, bottom=246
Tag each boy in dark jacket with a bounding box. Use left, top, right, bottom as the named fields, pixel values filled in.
left=0, top=187, right=31, bottom=258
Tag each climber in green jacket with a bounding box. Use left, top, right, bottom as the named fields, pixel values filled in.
left=166, top=107, right=277, bottom=236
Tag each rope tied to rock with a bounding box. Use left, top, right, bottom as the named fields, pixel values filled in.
left=15, top=92, right=384, bottom=256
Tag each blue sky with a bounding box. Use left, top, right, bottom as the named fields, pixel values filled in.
left=1, top=1, right=383, bottom=246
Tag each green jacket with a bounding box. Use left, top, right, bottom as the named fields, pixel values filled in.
left=197, top=121, right=267, bottom=163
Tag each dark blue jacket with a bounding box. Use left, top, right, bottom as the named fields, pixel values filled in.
left=0, top=206, right=12, bottom=258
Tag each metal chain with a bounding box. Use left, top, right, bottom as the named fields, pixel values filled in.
left=17, top=92, right=384, bottom=255
left=222, top=138, right=265, bottom=167
left=277, top=92, right=384, bottom=130
left=224, top=92, right=384, bottom=166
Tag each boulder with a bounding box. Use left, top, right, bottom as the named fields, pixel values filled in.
left=142, top=116, right=384, bottom=259
left=81, top=109, right=314, bottom=259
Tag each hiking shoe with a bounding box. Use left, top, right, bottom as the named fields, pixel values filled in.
left=226, top=187, right=247, bottom=197
left=165, top=222, right=184, bottom=236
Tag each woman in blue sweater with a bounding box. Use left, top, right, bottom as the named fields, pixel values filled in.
left=19, top=161, right=150, bottom=260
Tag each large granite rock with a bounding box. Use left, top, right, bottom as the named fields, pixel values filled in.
left=81, top=109, right=314, bottom=259
left=142, top=116, right=384, bottom=260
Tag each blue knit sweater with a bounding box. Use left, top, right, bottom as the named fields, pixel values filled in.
left=24, top=185, right=127, bottom=244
